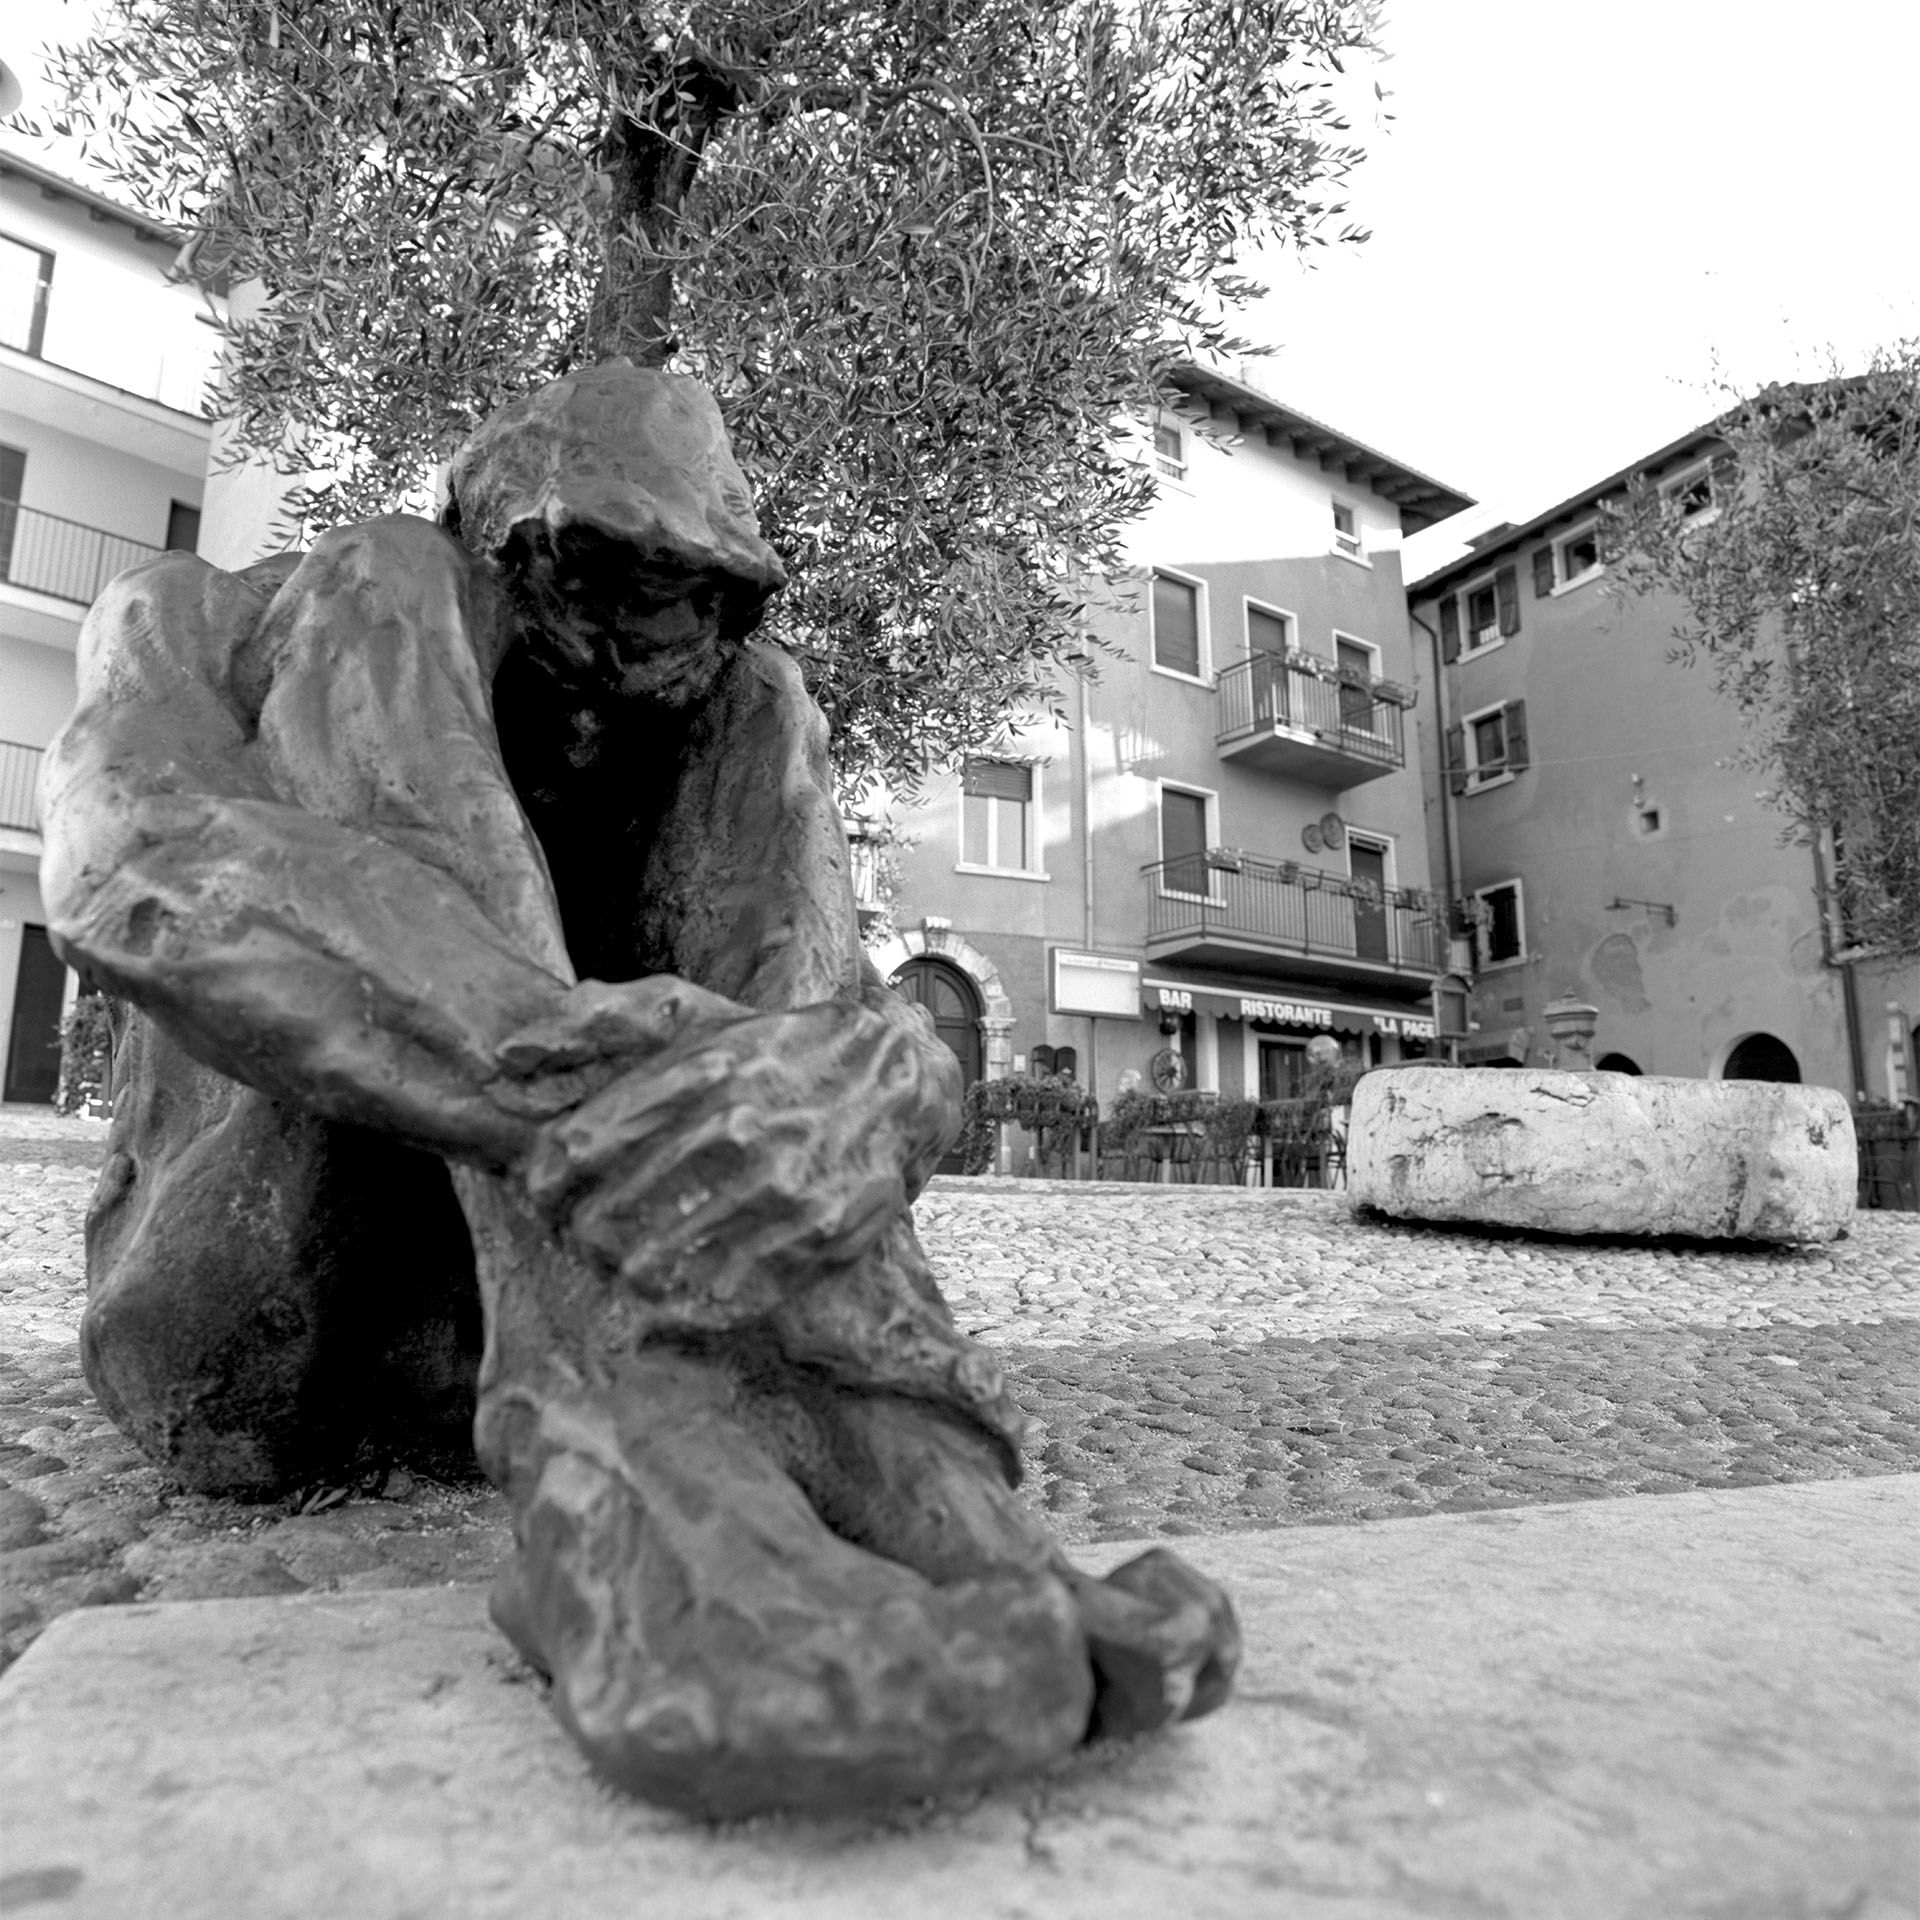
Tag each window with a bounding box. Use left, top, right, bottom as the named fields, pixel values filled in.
left=1531, top=524, right=1603, bottom=595
left=1446, top=699, right=1531, bottom=793
left=1663, top=459, right=1725, bottom=521
left=0, top=444, right=22, bottom=581
left=1331, top=499, right=1362, bottom=558
left=960, top=758, right=1037, bottom=872
left=0, top=233, right=54, bottom=358
left=1151, top=420, right=1188, bottom=482
left=1440, top=565, right=1519, bottom=658
left=1557, top=524, right=1601, bottom=587
left=1258, top=1038, right=1309, bottom=1101
left=1150, top=570, right=1203, bottom=678
left=165, top=501, right=202, bottom=554
left=1158, top=783, right=1213, bottom=896
left=1473, top=880, right=1526, bottom=968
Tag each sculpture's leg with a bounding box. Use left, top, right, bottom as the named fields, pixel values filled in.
left=482, top=1343, right=1094, bottom=1819
left=83, top=1009, right=480, bottom=1495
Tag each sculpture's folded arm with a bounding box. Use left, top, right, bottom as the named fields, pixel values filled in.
left=38, top=551, right=700, bottom=1166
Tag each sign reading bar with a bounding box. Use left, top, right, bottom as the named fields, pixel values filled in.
left=1051, top=949, right=1142, bottom=1019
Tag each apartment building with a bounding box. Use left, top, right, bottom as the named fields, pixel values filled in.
left=1407, top=421, right=1919, bottom=1106
left=0, top=151, right=216, bottom=1100
left=867, top=363, right=1473, bottom=1118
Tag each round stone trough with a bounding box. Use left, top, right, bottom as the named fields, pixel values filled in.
left=1346, top=1067, right=1856, bottom=1244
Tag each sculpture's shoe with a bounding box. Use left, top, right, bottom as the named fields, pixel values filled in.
left=1057, top=1550, right=1241, bottom=1738
left=804, top=1387, right=1241, bottom=1741
left=488, top=1354, right=1095, bottom=1819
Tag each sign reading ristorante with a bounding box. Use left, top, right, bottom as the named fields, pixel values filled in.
left=1146, top=979, right=1437, bottom=1041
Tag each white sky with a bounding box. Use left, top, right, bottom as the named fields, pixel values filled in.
left=9, top=0, right=1919, bottom=576
left=1250, top=0, right=1920, bottom=573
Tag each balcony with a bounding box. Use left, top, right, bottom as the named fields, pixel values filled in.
left=1145, top=851, right=1448, bottom=988
left=1215, top=654, right=1407, bottom=784
left=0, top=501, right=162, bottom=608
left=0, top=740, right=44, bottom=834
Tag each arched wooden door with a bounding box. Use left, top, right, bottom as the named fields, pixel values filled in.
left=891, top=957, right=983, bottom=1174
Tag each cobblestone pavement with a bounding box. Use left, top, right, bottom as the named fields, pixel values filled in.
left=4, top=1114, right=1917, bottom=1674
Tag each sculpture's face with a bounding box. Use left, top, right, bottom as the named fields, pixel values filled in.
left=446, top=363, right=786, bottom=710
left=503, top=520, right=730, bottom=707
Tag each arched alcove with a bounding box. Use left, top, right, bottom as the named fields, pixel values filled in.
left=1596, top=1052, right=1642, bottom=1075
left=1721, top=1032, right=1801, bottom=1083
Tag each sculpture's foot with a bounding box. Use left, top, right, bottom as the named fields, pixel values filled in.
left=486, top=1347, right=1095, bottom=1819
left=814, top=1387, right=1239, bottom=1741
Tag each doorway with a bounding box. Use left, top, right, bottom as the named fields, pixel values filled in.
left=5, top=925, right=69, bottom=1105
left=891, top=956, right=984, bottom=1173
left=1349, top=836, right=1390, bottom=963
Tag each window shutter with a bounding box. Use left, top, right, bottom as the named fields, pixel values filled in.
left=1503, top=700, right=1530, bottom=772
left=1445, top=721, right=1469, bottom=796
left=1439, top=597, right=1460, bottom=663
left=1531, top=546, right=1554, bottom=597
left=1495, top=566, right=1520, bottom=635
left=962, top=759, right=1032, bottom=801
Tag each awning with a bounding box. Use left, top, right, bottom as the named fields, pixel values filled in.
left=1141, top=970, right=1439, bottom=1042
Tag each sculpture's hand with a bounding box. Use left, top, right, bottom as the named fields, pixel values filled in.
left=521, top=998, right=959, bottom=1324
left=488, top=976, right=744, bottom=1122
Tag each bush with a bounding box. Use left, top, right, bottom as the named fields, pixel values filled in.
left=56, top=990, right=115, bottom=1117
left=956, top=1072, right=1097, bottom=1177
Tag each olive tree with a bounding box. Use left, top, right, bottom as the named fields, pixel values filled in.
left=25, top=0, right=1380, bottom=785
left=1606, top=349, right=1920, bottom=959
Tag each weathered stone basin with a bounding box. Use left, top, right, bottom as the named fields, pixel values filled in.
left=1347, top=1067, right=1855, bottom=1244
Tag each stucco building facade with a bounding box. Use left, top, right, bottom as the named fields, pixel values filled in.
left=1, top=152, right=215, bottom=1100
left=868, top=364, right=1473, bottom=1114
left=1407, top=422, right=1919, bottom=1109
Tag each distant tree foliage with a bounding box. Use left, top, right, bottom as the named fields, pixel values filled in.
left=1607, top=350, right=1920, bottom=959
left=25, top=0, right=1381, bottom=787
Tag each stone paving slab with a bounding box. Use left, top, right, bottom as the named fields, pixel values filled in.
left=3, top=1475, right=1915, bottom=1920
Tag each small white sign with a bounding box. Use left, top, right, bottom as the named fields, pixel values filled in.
left=1051, top=949, right=1142, bottom=1019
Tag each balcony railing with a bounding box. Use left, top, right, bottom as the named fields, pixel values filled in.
left=1146, top=851, right=1448, bottom=977
left=0, top=740, right=44, bottom=834
left=0, top=501, right=162, bottom=608
left=1214, top=654, right=1406, bottom=783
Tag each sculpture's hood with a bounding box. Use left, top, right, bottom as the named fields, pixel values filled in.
left=448, top=362, right=787, bottom=622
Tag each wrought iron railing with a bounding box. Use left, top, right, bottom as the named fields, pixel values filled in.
left=1145, top=851, right=1448, bottom=974
left=1215, top=654, right=1405, bottom=766
left=0, top=739, right=44, bottom=834
left=0, top=500, right=162, bottom=607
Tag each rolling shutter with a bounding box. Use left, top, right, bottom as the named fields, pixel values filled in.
left=962, top=759, right=1032, bottom=801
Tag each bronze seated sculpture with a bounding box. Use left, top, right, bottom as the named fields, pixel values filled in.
left=40, top=363, right=1238, bottom=1818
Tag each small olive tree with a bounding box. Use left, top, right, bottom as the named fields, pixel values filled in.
left=24, top=0, right=1381, bottom=786
left=1606, top=349, right=1920, bottom=959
